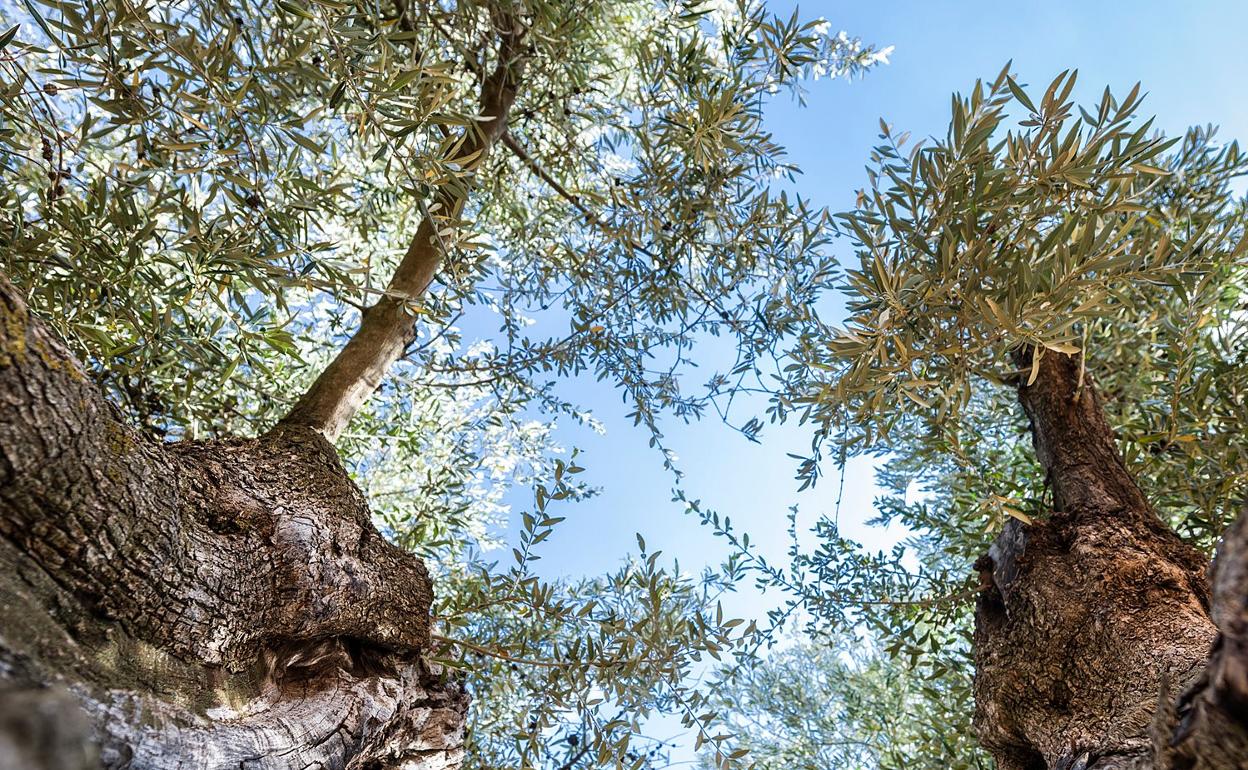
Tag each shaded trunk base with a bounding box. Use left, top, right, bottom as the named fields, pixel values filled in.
left=0, top=489, right=467, bottom=770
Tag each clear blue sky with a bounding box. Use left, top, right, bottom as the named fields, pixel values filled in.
left=495, top=0, right=1248, bottom=760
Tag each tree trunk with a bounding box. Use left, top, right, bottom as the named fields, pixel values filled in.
left=0, top=276, right=467, bottom=768
left=0, top=15, right=528, bottom=765
left=973, top=348, right=1248, bottom=769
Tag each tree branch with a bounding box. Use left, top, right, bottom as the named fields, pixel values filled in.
left=1012, top=346, right=1150, bottom=516
left=282, top=12, right=528, bottom=441
left=502, top=131, right=598, bottom=223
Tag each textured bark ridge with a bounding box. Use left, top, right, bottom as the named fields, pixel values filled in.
left=0, top=278, right=467, bottom=768
left=974, top=349, right=1248, bottom=769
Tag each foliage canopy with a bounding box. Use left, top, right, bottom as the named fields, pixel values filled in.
left=0, top=0, right=890, bottom=766
left=713, top=66, right=1248, bottom=768
left=10, top=0, right=1245, bottom=763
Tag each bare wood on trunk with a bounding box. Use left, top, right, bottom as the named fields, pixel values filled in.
left=973, top=348, right=1248, bottom=770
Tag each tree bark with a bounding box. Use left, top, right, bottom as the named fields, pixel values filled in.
left=0, top=271, right=466, bottom=767
left=973, top=348, right=1248, bottom=769
left=0, top=12, right=535, bottom=765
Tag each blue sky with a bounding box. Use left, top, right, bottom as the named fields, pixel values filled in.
left=494, top=0, right=1248, bottom=759
left=512, top=0, right=1248, bottom=604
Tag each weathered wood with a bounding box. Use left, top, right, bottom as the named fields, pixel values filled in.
left=973, top=349, right=1248, bottom=769
left=0, top=276, right=467, bottom=768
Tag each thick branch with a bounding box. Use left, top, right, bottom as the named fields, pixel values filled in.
left=282, top=15, right=527, bottom=441
left=0, top=274, right=465, bottom=767
left=1012, top=347, right=1150, bottom=516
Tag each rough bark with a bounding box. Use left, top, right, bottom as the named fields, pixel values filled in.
left=973, top=348, right=1248, bottom=769
left=0, top=14, right=534, bottom=765
left=0, top=274, right=467, bottom=767
left=282, top=11, right=527, bottom=442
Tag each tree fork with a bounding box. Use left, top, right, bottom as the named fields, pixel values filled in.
left=0, top=276, right=464, bottom=767
left=0, top=8, right=535, bottom=765
left=973, top=348, right=1248, bottom=769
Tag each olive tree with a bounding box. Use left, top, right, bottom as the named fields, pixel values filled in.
left=0, top=0, right=888, bottom=766
left=738, top=68, right=1248, bottom=769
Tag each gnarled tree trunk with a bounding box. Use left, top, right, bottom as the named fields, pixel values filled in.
left=974, top=349, right=1248, bottom=769
left=0, top=10, right=529, bottom=766
left=0, top=277, right=467, bottom=768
